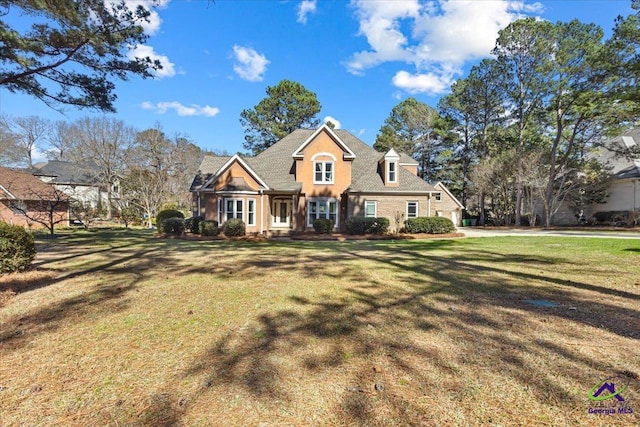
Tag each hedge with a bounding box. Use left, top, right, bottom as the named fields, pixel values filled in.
left=345, top=217, right=390, bottom=235
left=162, top=217, right=185, bottom=235
left=405, top=217, right=455, bottom=234
left=313, top=218, right=334, bottom=234
left=156, top=209, right=184, bottom=232
left=223, top=218, right=245, bottom=237
left=199, top=220, right=219, bottom=236
left=0, top=221, right=36, bottom=274
left=185, top=216, right=204, bottom=234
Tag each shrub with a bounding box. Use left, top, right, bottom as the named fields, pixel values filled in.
left=162, top=218, right=185, bottom=235
left=223, top=218, right=245, bottom=237
left=345, top=217, right=390, bottom=235
left=313, top=218, right=334, bottom=234
left=185, top=216, right=204, bottom=234
left=0, top=221, right=36, bottom=273
left=156, top=209, right=184, bottom=232
left=405, top=217, right=456, bottom=234
left=199, top=220, right=219, bottom=236
left=593, top=211, right=629, bottom=225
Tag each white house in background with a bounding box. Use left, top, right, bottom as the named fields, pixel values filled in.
left=588, top=128, right=640, bottom=218
left=31, top=160, right=116, bottom=210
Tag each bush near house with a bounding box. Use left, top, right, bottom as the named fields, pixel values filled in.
left=0, top=221, right=36, bottom=274
left=345, top=217, right=390, bottom=235
left=156, top=209, right=184, bottom=233
left=405, top=217, right=456, bottom=234
left=162, top=218, right=185, bottom=235
left=184, top=216, right=204, bottom=234
left=223, top=219, right=245, bottom=237
left=199, top=220, right=219, bottom=237
left=593, top=210, right=632, bottom=225
left=313, top=218, right=334, bottom=234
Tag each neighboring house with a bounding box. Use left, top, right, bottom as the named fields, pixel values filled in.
left=30, top=160, right=114, bottom=210
left=190, top=125, right=464, bottom=234
left=587, top=128, right=640, bottom=219
left=0, top=166, right=70, bottom=229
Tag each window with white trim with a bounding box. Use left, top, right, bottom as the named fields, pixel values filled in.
left=225, top=199, right=244, bottom=221
left=247, top=199, right=256, bottom=226
left=364, top=200, right=377, bottom=218
left=406, top=201, right=418, bottom=219
left=387, top=161, right=397, bottom=183
left=307, top=198, right=338, bottom=227
left=314, top=161, right=334, bottom=184
left=434, top=192, right=442, bottom=201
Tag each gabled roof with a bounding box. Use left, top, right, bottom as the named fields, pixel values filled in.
left=597, top=128, right=640, bottom=179
left=196, top=154, right=269, bottom=191
left=291, top=124, right=356, bottom=160
left=0, top=166, right=69, bottom=201
left=435, top=181, right=465, bottom=209
left=32, top=160, right=102, bottom=185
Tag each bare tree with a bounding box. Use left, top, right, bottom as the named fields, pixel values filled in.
left=68, top=117, right=135, bottom=219
left=0, top=115, right=50, bottom=168
left=8, top=187, right=71, bottom=235
left=46, top=121, right=74, bottom=161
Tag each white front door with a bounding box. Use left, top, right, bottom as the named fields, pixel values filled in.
left=272, top=199, right=292, bottom=227
left=451, top=211, right=459, bottom=227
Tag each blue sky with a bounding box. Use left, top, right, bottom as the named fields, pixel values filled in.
left=0, top=0, right=635, bottom=158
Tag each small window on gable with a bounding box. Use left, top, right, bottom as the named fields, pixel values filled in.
left=314, top=161, right=334, bottom=184
left=434, top=192, right=442, bottom=202
left=364, top=201, right=377, bottom=218
left=407, top=201, right=418, bottom=219
left=388, top=161, right=397, bottom=183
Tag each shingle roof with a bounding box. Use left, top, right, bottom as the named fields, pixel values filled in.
left=0, top=166, right=68, bottom=201
left=192, top=128, right=437, bottom=194
left=32, top=160, right=102, bottom=185
left=597, top=129, right=640, bottom=179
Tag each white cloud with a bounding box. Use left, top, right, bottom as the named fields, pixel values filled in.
left=347, top=0, right=544, bottom=94
left=129, top=44, right=176, bottom=78
left=297, top=0, right=317, bottom=24
left=142, top=101, right=220, bottom=117
left=106, top=0, right=170, bottom=35
left=232, top=45, right=270, bottom=82
left=323, top=116, right=342, bottom=129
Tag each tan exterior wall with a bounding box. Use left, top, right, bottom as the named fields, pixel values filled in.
left=401, top=164, right=418, bottom=175
left=213, top=163, right=262, bottom=191
left=295, top=130, right=353, bottom=198
left=590, top=179, right=640, bottom=213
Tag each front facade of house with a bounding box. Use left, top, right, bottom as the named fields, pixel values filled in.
left=0, top=166, right=70, bottom=229
left=190, top=125, right=463, bottom=234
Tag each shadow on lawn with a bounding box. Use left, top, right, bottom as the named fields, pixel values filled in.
left=163, top=240, right=640, bottom=425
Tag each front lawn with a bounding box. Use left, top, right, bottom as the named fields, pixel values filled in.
left=1, top=230, right=638, bottom=426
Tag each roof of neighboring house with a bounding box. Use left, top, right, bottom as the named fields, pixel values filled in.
left=0, top=166, right=69, bottom=201
left=597, top=128, right=640, bottom=179
left=31, top=160, right=102, bottom=185
left=191, top=127, right=440, bottom=194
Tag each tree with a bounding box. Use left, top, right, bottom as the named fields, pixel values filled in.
left=0, top=0, right=160, bottom=112
left=374, top=98, right=451, bottom=182
left=67, top=117, right=134, bottom=219
left=46, top=121, right=74, bottom=161
left=240, top=79, right=321, bottom=155
left=8, top=186, right=70, bottom=235
left=0, top=115, right=50, bottom=168
left=493, top=18, right=554, bottom=225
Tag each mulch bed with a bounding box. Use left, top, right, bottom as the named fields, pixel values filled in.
left=162, top=232, right=465, bottom=242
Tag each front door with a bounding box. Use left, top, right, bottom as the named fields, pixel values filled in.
left=272, top=199, right=292, bottom=227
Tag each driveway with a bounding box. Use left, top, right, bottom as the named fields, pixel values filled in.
left=460, top=227, right=640, bottom=240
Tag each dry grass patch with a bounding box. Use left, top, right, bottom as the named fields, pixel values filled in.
left=0, top=231, right=639, bottom=426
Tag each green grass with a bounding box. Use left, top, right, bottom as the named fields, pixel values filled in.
left=0, top=230, right=639, bottom=426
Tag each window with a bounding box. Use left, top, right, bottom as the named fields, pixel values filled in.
left=406, top=201, right=418, bottom=219
left=364, top=201, right=377, bottom=218
left=314, top=161, right=334, bottom=184
left=388, top=161, right=397, bottom=183
left=307, top=198, right=338, bottom=227
left=224, top=198, right=244, bottom=221
left=436, top=211, right=443, bottom=217
left=433, top=192, right=442, bottom=202
left=247, top=199, right=256, bottom=226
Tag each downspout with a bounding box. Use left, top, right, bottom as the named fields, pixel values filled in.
left=428, top=193, right=432, bottom=217
left=259, top=189, right=264, bottom=235
left=197, top=191, right=201, bottom=217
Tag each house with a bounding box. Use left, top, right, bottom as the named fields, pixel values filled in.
left=587, top=128, right=640, bottom=219
left=0, top=166, right=71, bottom=229
left=30, top=160, right=113, bottom=210
left=190, top=125, right=464, bottom=234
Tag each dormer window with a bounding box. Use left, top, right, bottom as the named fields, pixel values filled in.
left=314, top=160, right=334, bottom=184
left=387, top=161, right=397, bottom=183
